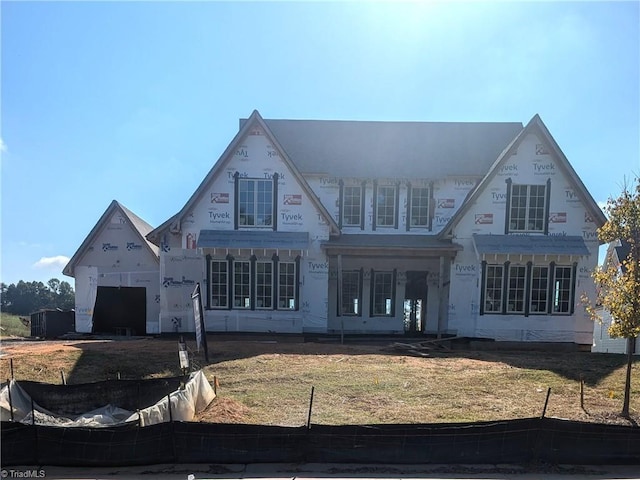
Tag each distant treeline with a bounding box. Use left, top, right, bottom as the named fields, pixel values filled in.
left=0, top=279, right=74, bottom=315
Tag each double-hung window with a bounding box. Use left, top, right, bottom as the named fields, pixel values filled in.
left=481, top=262, right=575, bottom=316
left=372, top=271, right=394, bottom=316
left=508, top=184, right=546, bottom=232
left=507, top=265, right=526, bottom=314
left=233, top=261, right=251, bottom=308
left=210, top=260, right=228, bottom=308
left=529, top=266, right=549, bottom=313
left=410, top=187, right=430, bottom=227
left=340, top=270, right=361, bottom=316
left=209, top=256, right=299, bottom=311
left=278, top=262, right=296, bottom=310
left=256, top=261, right=273, bottom=309
left=342, top=185, right=362, bottom=227
left=484, top=265, right=504, bottom=313
left=238, top=179, right=273, bottom=227
left=376, top=186, right=396, bottom=227
left=553, top=266, right=573, bottom=313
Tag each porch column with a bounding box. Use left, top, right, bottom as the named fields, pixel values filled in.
left=437, top=255, right=445, bottom=338
left=337, top=254, right=344, bottom=344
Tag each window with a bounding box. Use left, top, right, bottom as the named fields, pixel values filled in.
left=484, top=265, right=503, bottom=313
left=210, top=260, right=228, bottom=308
left=376, top=186, right=396, bottom=227
left=372, top=271, right=394, bottom=316
left=553, top=266, right=572, bottom=313
left=238, top=179, right=273, bottom=227
left=410, top=187, right=430, bottom=227
left=233, top=261, right=251, bottom=308
left=256, top=261, right=273, bottom=309
left=482, top=262, right=575, bottom=316
left=529, top=266, right=549, bottom=313
left=507, top=265, right=526, bottom=314
left=340, top=270, right=361, bottom=315
left=343, top=186, right=362, bottom=226
left=278, top=262, right=296, bottom=310
left=509, top=184, right=546, bottom=232
left=209, top=256, right=299, bottom=311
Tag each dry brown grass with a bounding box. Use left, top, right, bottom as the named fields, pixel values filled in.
left=1, top=337, right=638, bottom=426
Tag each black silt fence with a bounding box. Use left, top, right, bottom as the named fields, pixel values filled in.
left=16, top=377, right=186, bottom=416
left=2, top=418, right=639, bottom=467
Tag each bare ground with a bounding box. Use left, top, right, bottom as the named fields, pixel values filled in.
left=1, top=336, right=638, bottom=426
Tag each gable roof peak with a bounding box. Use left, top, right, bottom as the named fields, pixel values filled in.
left=63, top=200, right=159, bottom=277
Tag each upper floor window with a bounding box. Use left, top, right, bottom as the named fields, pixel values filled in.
left=238, top=178, right=273, bottom=228
left=342, top=185, right=362, bottom=227
left=376, top=186, right=396, bottom=227
left=508, top=184, right=546, bottom=232
left=409, top=187, right=430, bottom=228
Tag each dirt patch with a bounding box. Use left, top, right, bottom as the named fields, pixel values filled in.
left=1, top=337, right=638, bottom=426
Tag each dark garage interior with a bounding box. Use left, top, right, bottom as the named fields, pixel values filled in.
left=92, top=286, right=146, bottom=335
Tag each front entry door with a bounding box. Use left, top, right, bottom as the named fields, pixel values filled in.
left=404, top=271, right=428, bottom=334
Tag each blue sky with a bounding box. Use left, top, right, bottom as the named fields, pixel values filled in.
left=1, top=1, right=638, bottom=287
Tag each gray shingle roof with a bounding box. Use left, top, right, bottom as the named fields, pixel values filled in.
left=472, top=234, right=590, bottom=256
left=246, top=119, right=523, bottom=178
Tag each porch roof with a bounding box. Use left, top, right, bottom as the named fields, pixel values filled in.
left=321, top=234, right=461, bottom=257
left=472, top=234, right=590, bottom=257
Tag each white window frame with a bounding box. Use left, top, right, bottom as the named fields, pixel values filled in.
left=376, top=185, right=396, bottom=227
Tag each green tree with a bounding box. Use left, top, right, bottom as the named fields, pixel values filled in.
left=585, top=177, right=640, bottom=418
left=0, top=279, right=75, bottom=315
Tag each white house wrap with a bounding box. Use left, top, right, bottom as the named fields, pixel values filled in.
left=66, top=111, right=607, bottom=346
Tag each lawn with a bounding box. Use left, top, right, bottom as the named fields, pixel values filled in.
left=0, top=336, right=638, bottom=426
left=0, top=313, right=30, bottom=338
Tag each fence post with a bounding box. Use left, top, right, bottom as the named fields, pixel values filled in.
left=307, top=386, right=315, bottom=430
left=60, top=370, right=66, bottom=385
left=7, top=378, right=14, bottom=421
left=10, top=358, right=14, bottom=379
left=580, top=377, right=585, bottom=410
left=541, top=387, right=551, bottom=418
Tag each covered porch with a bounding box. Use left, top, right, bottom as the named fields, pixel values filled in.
left=322, top=235, right=462, bottom=336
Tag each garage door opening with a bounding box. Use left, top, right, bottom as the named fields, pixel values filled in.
left=92, top=286, right=146, bottom=335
